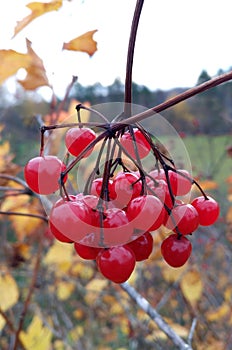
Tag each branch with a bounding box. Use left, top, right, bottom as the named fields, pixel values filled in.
left=0, top=210, right=48, bottom=222
left=120, top=282, right=193, bottom=350
left=13, top=237, right=44, bottom=350
left=124, top=0, right=144, bottom=116
left=0, top=308, right=27, bottom=350
left=122, top=70, right=232, bottom=125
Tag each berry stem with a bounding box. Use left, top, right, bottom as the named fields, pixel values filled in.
left=124, top=0, right=144, bottom=117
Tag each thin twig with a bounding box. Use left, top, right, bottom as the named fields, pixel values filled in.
left=187, top=317, right=197, bottom=346
left=13, top=237, right=44, bottom=350
left=0, top=308, right=27, bottom=350
left=124, top=0, right=144, bottom=116
left=121, top=70, right=232, bottom=125
left=0, top=210, right=48, bottom=222
left=120, top=282, right=193, bottom=350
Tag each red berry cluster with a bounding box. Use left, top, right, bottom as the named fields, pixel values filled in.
left=24, top=111, right=220, bottom=283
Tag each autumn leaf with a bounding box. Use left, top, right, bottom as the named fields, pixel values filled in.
left=63, top=30, right=98, bottom=57
left=0, top=50, right=31, bottom=85
left=14, top=0, right=63, bottom=37
left=206, top=302, right=230, bottom=322
left=20, top=315, right=52, bottom=350
left=180, top=269, right=203, bottom=307
left=56, top=280, right=75, bottom=300
left=0, top=271, right=19, bottom=330
left=0, top=272, right=19, bottom=311
left=18, top=39, right=50, bottom=90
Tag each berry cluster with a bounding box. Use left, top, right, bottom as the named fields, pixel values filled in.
left=24, top=108, right=220, bottom=283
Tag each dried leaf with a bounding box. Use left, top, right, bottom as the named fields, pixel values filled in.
left=180, top=269, right=203, bottom=306
left=197, top=180, right=218, bottom=191
left=56, top=281, right=75, bottom=300
left=63, top=30, right=98, bottom=56
left=44, top=241, right=73, bottom=267
left=206, top=302, right=230, bottom=322
left=0, top=272, right=19, bottom=311
left=0, top=50, right=31, bottom=85
left=226, top=206, right=232, bottom=223
left=161, top=262, right=188, bottom=283
left=14, top=0, right=63, bottom=37
left=20, top=315, right=52, bottom=350
left=18, top=39, right=50, bottom=90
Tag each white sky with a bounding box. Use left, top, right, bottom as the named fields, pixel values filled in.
left=1, top=0, right=232, bottom=98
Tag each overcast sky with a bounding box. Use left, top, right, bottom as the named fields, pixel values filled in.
left=1, top=0, right=232, bottom=98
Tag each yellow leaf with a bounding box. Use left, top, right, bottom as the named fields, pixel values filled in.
left=44, top=241, right=73, bottom=266
left=161, top=262, right=188, bottom=283
left=0, top=50, right=31, bottom=85
left=56, top=281, right=75, bottom=300
left=0, top=272, right=19, bottom=311
left=85, top=278, right=108, bottom=304
left=224, top=286, right=232, bottom=302
left=0, top=315, right=6, bottom=331
left=20, top=315, right=52, bottom=350
left=226, top=206, right=232, bottom=223
left=197, top=180, right=218, bottom=191
left=86, top=278, right=108, bottom=292
left=206, top=302, right=230, bottom=322
left=63, top=30, right=98, bottom=57
left=69, top=326, right=84, bottom=342
left=18, top=39, right=50, bottom=90
left=14, top=0, right=63, bottom=37
left=180, top=269, right=203, bottom=306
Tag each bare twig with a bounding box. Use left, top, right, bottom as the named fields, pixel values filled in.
left=0, top=308, right=27, bottom=350
left=124, top=0, right=144, bottom=116
left=12, top=237, right=44, bottom=350
left=120, top=282, right=193, bottom=350
left=0, top=210, right=48, bottom=222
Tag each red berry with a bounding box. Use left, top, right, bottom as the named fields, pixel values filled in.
left=24, top=156, right=67, bottom=195
left=126, top=195, right=164, bottom=232
left=168, top=169, right=192, bottom=196
left=90, top=178, right=116, bottom=200
left=100, top=207, right=133, bottom=246
left=126, top=231, right=153, bottom=261
left=191, top=196, right=220, bottom=226
left=165, top=203, right=199, bottom=235
left=147, top=179, right=173, bottom=208
left=112, top=172, right=142, bottom=208
left=49, top=196, right=97, bottom=243
left=65, top=127, right=96, bottom=157
left=96, top=246, right=136, bottom=283
left=161, top=233, right=192, bottom=267
left=74, top=242, right=102, bottom=260
left=120, top=128, right=151, bottom=159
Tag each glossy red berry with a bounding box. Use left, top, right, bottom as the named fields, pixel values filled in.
left=100, top=207, right=133, bottom=246
left=24, top=156, right=67, bottom=195
left=191, top=196, right=220, bottom=226
left=120, top=128, right=151, bottom=159
left=126, top=195, right=164, bottom=232
left=112, top=172, right=142, bottom=207
left=49, top=196, right=97, bottom=243
left=161, top=233, right=192, bottom=267
left=96, top=246, right=136, bottom=283
left=165, top=203, right=199, bottom=235
left=168, top=169, right=192, bottom=196
left=90, top=177, right=116, bottom=200
left=65, top=127, right=96, bottom=157
left=74, top=242, right=102, bottom=260
left=126, top=231, right=153, bottom=261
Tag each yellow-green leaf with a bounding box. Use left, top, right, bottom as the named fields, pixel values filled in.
left=14, top=0, right=63, bottom=37
left=20, top=315, right=52, bottom=350
left=0, top=272, right=19, bottom=311
left=180, top=269, right=203, bottom=306
left=63, top=30, right=98, bottom=57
